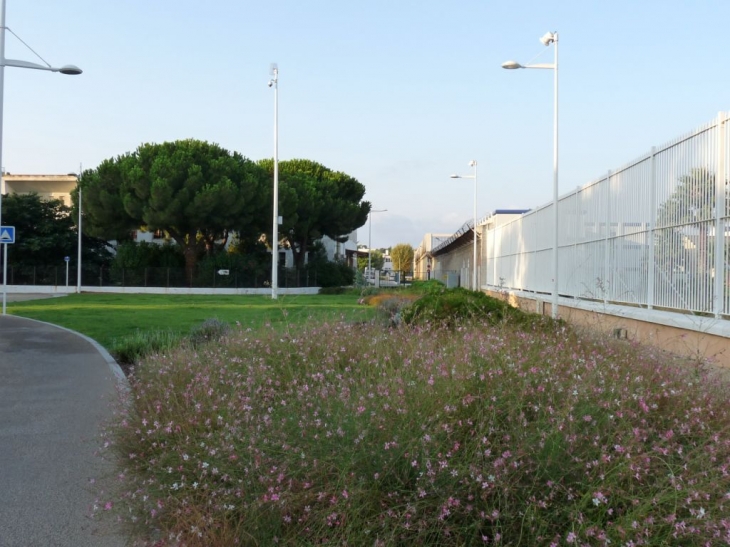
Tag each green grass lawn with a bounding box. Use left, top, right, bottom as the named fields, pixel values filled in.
left=8, top=293, right=375, bottom=348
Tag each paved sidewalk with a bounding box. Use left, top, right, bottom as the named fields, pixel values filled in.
left=0, top=315, right=127, bottom=547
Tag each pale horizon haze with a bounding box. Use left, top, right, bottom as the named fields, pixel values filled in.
left=2, top=0, right=729, bottom=249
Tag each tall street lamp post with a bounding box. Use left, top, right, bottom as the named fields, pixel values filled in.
left=502, top=31, right=559, bottom=318
left=0, top=0, right=82, bottom=315
left=268, top=63, right=279, bottom=299
left=76, top=164, right=82, bottom=294
left=368, top=208, right=387, bottom=273
left=450, top=160, right=478, bottom=291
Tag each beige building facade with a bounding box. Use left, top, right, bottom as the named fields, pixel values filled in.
left=2, top=174, right=78, bottom=207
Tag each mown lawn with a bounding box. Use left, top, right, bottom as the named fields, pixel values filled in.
left=8, top=293, right=376, bottom=348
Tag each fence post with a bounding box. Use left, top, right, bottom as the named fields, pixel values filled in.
left=648, top=147, right=657, bottom=310
left=714, top=112, right=727, bottom=318
left=573, top=186, right=579, bottom=298
left=603, top=170, right=611, bottom=305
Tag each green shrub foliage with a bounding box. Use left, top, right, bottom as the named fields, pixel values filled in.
left=189, top=318, right=231, bottom=347
left=401, top=286, right=538, bottom=327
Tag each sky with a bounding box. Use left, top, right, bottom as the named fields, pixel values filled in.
left=2, top=0, right=730, bottom=249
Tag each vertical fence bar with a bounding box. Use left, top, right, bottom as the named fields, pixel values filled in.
left=648, top=147, right=657, bottom=309
left=603, top=171, right=611, bottom=304
left=714, top=112, right=727, bottom=317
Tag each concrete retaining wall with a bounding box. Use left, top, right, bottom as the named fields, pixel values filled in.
left=486, top=289, right=730, bottom=369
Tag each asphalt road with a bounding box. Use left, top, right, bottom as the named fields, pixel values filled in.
left=0, top=314, right=128, bottom=547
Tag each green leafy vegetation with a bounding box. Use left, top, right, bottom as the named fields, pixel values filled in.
left=258, top=158, right=371, bottom=269
left=401, top=286, right=540, bottom=328
left=390, top=242, right=414, bottom=273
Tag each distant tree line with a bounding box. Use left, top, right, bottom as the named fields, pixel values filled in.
left=1, top=139, right=371, bottom=288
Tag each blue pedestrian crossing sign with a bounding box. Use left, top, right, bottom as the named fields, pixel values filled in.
left=0, top=226, right=15, bottom=244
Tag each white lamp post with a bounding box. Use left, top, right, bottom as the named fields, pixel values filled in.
left=450, top=160, right=478, bottom=291
left=268, top=63, right=279, bottom=299
left=76, top=164, right=82, bottom=293
left=0, top=0, right=82, bottom=315
left=502, top=31, right=559, bottom=319
left=367, top=208, right=387, bottom=273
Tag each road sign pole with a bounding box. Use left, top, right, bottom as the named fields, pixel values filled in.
left=1, top=226, right=15, bottom=314
left=2, top=243, right=6, bottom=315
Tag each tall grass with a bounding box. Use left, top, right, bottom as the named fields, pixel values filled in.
left=98, top=318, right=730, bottom=546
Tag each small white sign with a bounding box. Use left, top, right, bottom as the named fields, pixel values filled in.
left=0, top=226, right=15, bottom=244
left=217, top=269, right=230, bottom=275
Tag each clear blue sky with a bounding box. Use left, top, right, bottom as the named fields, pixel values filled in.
left=3, top=0, right=729, bottom=249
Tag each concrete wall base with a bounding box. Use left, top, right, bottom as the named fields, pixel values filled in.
left=484, top=288, right=730, bottom=370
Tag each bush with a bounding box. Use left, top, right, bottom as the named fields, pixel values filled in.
left=401, top=286, right=538, bottom=327
left=189, top=318, right=231, bottom=347
left=309, top=260, right=355, bottom=288
left=108, top=328, right=182, bottom=366
left=408, top=278, right=446, bottom=295
left=111, top=241, right=184, bottom=270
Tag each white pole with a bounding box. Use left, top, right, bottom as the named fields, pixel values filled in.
left=0, top=0, right=6, bottom=315
left=65, top=258, right=69, bottom=287
left=472, top=160, right=478, bottom=291
left=551, top=34, right=559, bottom=319
left=271, top=64, right=279, bottom=300
left=368, top=213, right=372, bottom=272
left=366, top=209, right=386, bottom=278
left=1, top=244, right=5, bottom=315
left=76, top=164, right=82, bottom=293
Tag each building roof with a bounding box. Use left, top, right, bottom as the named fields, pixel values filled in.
left=431, top=209, right=531, bottom=257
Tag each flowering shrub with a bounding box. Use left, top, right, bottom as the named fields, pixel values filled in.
left=99, top=318, right=730, bottom=546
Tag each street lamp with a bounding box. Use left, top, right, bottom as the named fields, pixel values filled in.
left=268, top=63, right=279, bottom=300
left=450, top=160, right=478, bottom=291
left=76, top=165, right=82, bottom=294
left=368, top=208, right=387, bottom=273
left=0, top=0, right=82, bottom=315
left=502, top=31, right=559, bottom=319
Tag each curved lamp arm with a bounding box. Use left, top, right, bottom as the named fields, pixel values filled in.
left=3, top=58, right=82, bottom=74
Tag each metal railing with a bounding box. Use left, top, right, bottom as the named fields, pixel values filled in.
left=0, top=265, right=319, bottom=289
left=485, top=111, right=730, bottom=318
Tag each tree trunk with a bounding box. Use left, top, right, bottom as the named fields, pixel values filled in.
left=183, top=246, right=197, bottom=285
left=288, top=237, right=308, bottom=269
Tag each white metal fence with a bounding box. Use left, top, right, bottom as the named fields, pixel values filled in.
left=486, top=112, right=730, bottom=318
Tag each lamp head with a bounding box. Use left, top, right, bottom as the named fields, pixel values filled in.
left=468, top=160, right=477, bottom=167
left=501, top=60, right=522, bottom=70
left=268, top=62, right=278, bottom=87
left=450, top=174, right=460, bottom=179
left=539, top=31, right=557, bottom=46
left=59, top=64, right=82, bottom=75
